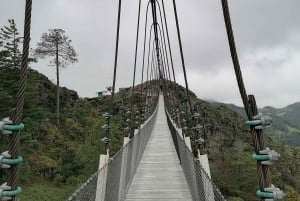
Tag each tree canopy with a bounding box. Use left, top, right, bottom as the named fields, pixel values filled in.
left=0, top=19, right=22, bottom=68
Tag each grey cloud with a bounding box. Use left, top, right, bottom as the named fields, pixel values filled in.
left=0, top=0, right=299, bottom=107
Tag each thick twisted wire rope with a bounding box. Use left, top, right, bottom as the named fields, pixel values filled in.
left=221, top=0, right=271, bottom=192
left=8, top=1, right=32, bottom=199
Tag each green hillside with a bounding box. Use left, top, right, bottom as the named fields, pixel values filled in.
left=0, top=67, right=299, bottom=200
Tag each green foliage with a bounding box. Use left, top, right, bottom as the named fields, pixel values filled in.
left=0, top=19, right=22, bottom=68
left=33, top=28, right=78, bottom=126
left=20, top=182, right=76, bottom=201
left=0, top=67, right=125, bottom=200
left=33, top=29, right=78, bottom=67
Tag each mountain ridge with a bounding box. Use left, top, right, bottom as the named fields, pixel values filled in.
left=211, top=101, right=300, bottom=147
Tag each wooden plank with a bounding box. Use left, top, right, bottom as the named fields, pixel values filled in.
left=125, top=95, right=192, bottom=201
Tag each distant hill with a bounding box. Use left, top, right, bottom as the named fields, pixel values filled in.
left=212, top=102, right=300, bottom=147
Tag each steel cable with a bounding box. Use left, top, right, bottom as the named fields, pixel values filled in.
left=221, top=0, right=271, bottom=195
left=111, top=0, right=122, bottom=102
left=8, top=1, right=32, bottom=200
left=172, top=0, right=193, bottom=114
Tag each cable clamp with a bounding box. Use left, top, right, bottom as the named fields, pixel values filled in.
left=195, top=137, right=204, bottom=145
left=0, top=183, right=22, bottom=200
left=245, top=113, right=272, bottom=129
left=101, top=137, right=111, bottom=144
left=252, top=147, right=280, bottom=165
left=192, top=112, right=200, bottom=119
left=0, top=152, right=11, bottom=169
left=102, top=124, right=111, bottom=131
left=102, top=113, right=112, bottom=119
left=192, top=124, right=202, bottom=131
left=256, top=184, right=285, bottom=200
left=0, top=118, right=24, bottom=135
left=0, top=151, right=23, bottom=169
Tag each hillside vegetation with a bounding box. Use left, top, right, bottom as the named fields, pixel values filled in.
left=0, top=67, right=299, bottom=200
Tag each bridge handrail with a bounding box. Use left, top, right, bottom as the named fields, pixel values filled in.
left=166, top=110, right=226, bottom=201
left=66, top=100, right=159, bottom=201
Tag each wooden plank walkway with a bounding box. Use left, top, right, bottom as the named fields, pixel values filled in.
left=125, top=95, right=193, bottom=201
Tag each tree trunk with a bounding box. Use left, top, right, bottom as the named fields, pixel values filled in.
left=56, top=42, right=60, bottom=127
left=13, top=32, right=16, bottom=68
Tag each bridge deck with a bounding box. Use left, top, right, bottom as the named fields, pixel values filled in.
left=125, top=95, right=192, bottom=201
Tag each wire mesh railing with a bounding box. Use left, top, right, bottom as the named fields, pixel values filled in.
left=166, top=110, right=226, bottom=201
left=66, top=101, right=158, bottom=201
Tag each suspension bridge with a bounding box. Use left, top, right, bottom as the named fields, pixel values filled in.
left=0, top=0, right=285, bottom=201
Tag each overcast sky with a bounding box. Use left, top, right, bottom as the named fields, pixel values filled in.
left=1, top=0, right=300, bottom=108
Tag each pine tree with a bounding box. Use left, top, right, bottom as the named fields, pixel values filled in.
left=0, top=19, right=22, bottom=68
left=33, top=29, right=78, bottom=126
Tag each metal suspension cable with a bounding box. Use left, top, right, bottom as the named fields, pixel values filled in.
left=220, top=1, right=285, bottom=200
left=160, top=0, right=176, bottom=84
left=152, top=43, right=160, bottom=79
left=150, top=0, right=163, bottom=80
left=131, top=0, right=142, bottom=96
left=171, top=0, right=193, bottom=114
left=156, top=38, right=171, bottom=85
left=156, top=1, right=174, bottom=85
left=111, top=0, right=122, bottom=101
left=146, top=24, right=154, bottom=91
left=103, top=0, right=122, bottom=153
left=156, top=4, right=171, bottom=80
left=141, top=1, right=151, bottom=93
left=129, top=0, right=142, bottom=133
left=7, top=1, right=32, bottom=200
left=157, top=25, right=172, bottom=83
left=220, top=0, right=251, bottom=118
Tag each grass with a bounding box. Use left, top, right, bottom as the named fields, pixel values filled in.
left=20, top=182, right=77, bottom=201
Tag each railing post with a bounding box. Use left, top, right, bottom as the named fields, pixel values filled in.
left=95, top=152, right=109, bottom=201
left=118, top=137, right=129, bottom=201
left=197, top=149, right=215, bottom=201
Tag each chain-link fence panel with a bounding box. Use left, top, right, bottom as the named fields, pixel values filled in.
left=66, top=167, right=104, bottom=201
left=66, top=105, right=158, bottom=201
left=166, top=111, right=226, bottom=201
